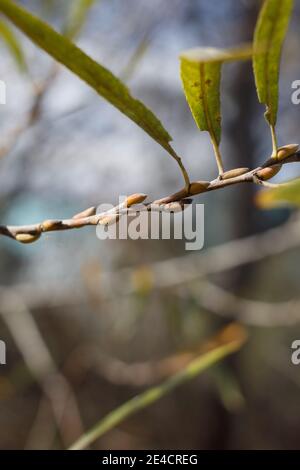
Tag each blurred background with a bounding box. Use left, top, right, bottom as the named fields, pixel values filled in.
left=1, top=0, right=300, bottom=450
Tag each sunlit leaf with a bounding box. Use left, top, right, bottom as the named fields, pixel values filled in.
left=180, top=50, right=221, bottom=145
left=0, top=19, right=26, bottom=71
left=0, top=0, right=174, bottom=156
left=256, top=178, right=300, bottom=208
left=69, top=323, right=247, bottom=450
left=253, top=0, right=294, bottom=127
left=180, top=45, right=252, bottom=145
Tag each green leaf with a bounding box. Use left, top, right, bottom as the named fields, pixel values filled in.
left=0, top=0, right=174, bottom=156
left=253, top=0, right=294, bottom=127
left=63, top=0, right=96, bottom=40
left=256, top=178, right=300, bottom=208
left=69, top=323, right=247, bottom=450
left=0, top=19, right=26, bottom=71
left=180, top=48, right=222, bottom=145
left=180, top=45, right=252, bottom=173
left=180, top=45, right=252, bottom=143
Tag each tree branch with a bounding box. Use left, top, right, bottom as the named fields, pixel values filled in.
left=1, top=146, right=299, bottom=243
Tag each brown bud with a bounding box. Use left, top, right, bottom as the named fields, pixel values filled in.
left=255, top=164, right=282, bottom=181
left=163, top=200, right=191, bottom=212
left=42, top=220, right=63, bottom=231
left=189, top=181, right=210, bottom=195
left=15, top=232, right=41, bottom=244
left=98, top=214, right=119, bottom=226
left=277, top=144, right=299, bottom=161
left=221, top=167, right=249, bottom=180
left=154, top=188, right=188, bottom=205
left=73, top=206, right=96, bottom=219
left=126, top=193, right=147, bottom=207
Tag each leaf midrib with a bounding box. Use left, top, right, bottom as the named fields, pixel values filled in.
left=199, top=62, right=218, bottom=143
left=263, top=0, right=285, bottom=117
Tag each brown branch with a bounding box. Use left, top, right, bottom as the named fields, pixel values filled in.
left=190, top=280, right=300, bottom=327
left=2, top=212, right=300, bottom=328
left=0, top=192, right=149, bottom=242
left=0, top=288, right=84, bottom=448
left=0, top=144, right=299, bottom=243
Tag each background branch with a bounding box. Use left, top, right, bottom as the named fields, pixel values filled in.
left=2, top=214, right=300, bottom=327
left=0, top=288, right=84, bottom=448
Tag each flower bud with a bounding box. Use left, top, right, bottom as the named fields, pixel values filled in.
left=221, top=167, right=249, bottom=180
left=16, top=232, right=41, bottom=244
left=277, top=144, right=299, bottom=161
left=163, top=199, right=191, bottom=212
left=189, top=181, right=210, bottom=195
left=42, top=220, right=63, bottom=231
left=73, top=206, right=96, bottom=219
left=98, top=214, right=119, bottom=226
left=126, top=193, right=147, bottom=207
left=255, top=164, right=282, bottom=181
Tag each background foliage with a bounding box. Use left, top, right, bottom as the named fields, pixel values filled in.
left=0, top=0, right=300, bottom=450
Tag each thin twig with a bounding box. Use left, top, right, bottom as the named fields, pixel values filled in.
left=0, top=289, right=84, bottom=448
left=2, top=213, right=300, bottom=329
left=190, top=280, right=300, bottom=327
left=1, top=150, right=299, bottom=244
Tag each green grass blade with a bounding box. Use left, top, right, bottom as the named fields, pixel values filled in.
left=69, top=324, right=247, bottom=450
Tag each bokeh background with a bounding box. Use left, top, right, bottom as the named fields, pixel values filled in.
left=1, top=0, right=300, bottom=449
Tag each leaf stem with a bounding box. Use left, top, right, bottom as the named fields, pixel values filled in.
left=210, top=132, right=224, bottom=175
left=270, top=124, right=278, bottom=158
left=167, top=146, right=190, bottom=191
left=1, top=151, right=299, bottom=243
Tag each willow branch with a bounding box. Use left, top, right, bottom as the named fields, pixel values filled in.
left=1, top=147, right=299, bottom=244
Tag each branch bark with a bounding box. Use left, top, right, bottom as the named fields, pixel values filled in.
left=1, top=148, right=299, bottom=243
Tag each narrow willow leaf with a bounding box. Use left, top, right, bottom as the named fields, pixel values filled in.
left=253, top=0, right=294, bottom=127
left=256, top=178, right=300, bottom=208
left=63, top=0, right=96, bottom=39
left=180, top=45, right=252, bottom=173
left=0, top=19, right=26, bottom=71
left=0, top=0, right=174, bottom=155
left=180, top=50, right=222, bottom=145
left=180, top=45, right=252, bottom=142
left=70, top=323, right=247, bottom=450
